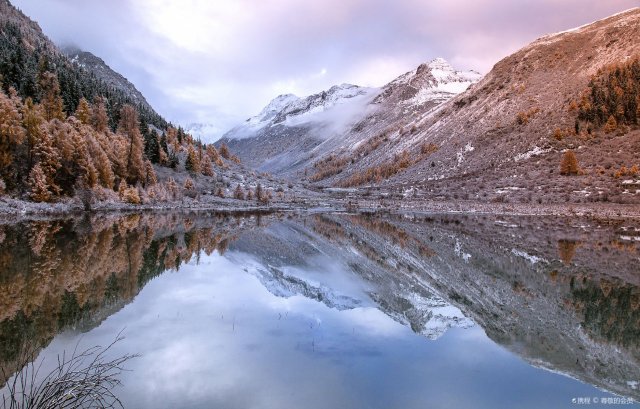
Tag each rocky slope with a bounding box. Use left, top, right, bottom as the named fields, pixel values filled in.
left=321, top=8, right=640, bottom=205
left=63, top=46, right=154, bottom=115
left=218, top=59, right=479, bottom=178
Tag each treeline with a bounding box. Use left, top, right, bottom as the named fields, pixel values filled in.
left=0, top=72, right=228, bottom=203
left=0, top=20, right=167, bottom=131
left=577, top=57, right=640, bottom=132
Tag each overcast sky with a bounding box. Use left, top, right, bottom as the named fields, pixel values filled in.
left=12, top=0, right=640, bottom=141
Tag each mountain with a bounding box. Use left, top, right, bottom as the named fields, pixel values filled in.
left=62, top=46, right=154, bottom=115
left=218, top=58, right=479, bottom=178
left=316, top=8, right=640, bottom=204
left=0, top=0, right=167, bottom=130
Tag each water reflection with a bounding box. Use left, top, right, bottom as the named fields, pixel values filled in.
left=0, top=211, right=639, bottom=408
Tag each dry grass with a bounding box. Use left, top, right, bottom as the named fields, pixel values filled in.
left=1, top=333, right=137, bottom=409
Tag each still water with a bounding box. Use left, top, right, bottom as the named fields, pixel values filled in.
left=0, top=211, right=639, bottom=408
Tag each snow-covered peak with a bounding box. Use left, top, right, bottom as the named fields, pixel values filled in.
left=249, top=94, right=300, bottom=126
left=377, top=57, right=482, bottom=106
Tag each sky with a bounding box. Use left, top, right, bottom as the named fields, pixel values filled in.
left=12, top=0, right=640, bottom=141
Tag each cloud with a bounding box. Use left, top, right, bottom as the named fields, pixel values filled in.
left=12, top=0, right=639, bottom=141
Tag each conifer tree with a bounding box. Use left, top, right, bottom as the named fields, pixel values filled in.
left=21, top=97, right=44, bottom=171
left=255, top=183, right=263, bottom=201
left=92, top=97, right=109, bottom=133
left=219, top=143, right=231, bottom=160
left=185, top=144, right=200, bottom=174
left=233, top=184, right=245, bottom=200
left=118, top=105, right=145, bottom=184
left=560, top=150, right=580, bottom=175
left=39, top=72, right=65, bottom=121
left=206, top=145, right=223, bottom=167
left=87, top=135, right=114, bottom=189
left=184, top=177, right=195, bottom=191
left=0, top=88, right=26, bottom=186
left=144, top=160, right=157, bottom=186
left=70, top=126, right=98, bottom=188
left=33, top=124, right=61, bottom=195
left=200, top=153, right=214, bottom=176
left=75, top=98, right=92, bottom=125
left=28, top=163, right=51, bottom=202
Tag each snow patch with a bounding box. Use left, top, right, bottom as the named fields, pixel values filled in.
left=515, top=146, right=551, bottom=162
left=511, top=249, right=545, bottom=264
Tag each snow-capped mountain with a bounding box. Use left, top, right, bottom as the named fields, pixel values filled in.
left=224, top=83, right=376, bottom=140
left=218, top=58, right=479, bottom=176
left=375, top=57, right=481, bottom=106
left=225, top=216, right=474, bottom=341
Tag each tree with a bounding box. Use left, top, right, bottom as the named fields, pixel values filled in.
left=215, top=187, right=224, bottom=198
left=92, top=97, right=109, bottom=133
left=603, top=115, right=617, bottom=133
left=219, top=143, right=231, bottom=160
left=206, top=145, right=223, bottom=166
left=144, top=160, right=157, bottom=186
left=39, top=72, right=65, bottom=121
left=74, top=98, right=92, bottom=125
left=87, top=135, right=114, bottom=189
left=246, top=189, right=253, bottom=200
left=200, top=153, right=214, bottom=176
left=70, top=127, right=98, bottom=188
left=0, top=88, right=26, bottom=187
left=28, top=163, right=51, bottom=202
left=560, top=150, right=580, bottom=175
left=255, top=183, right=263, bottom=201
left=21, top=97, right=44, bottom=171
left=118, top=105, right=145, bottom=184
left=185, top=145, right=200, bottom=174
left=33, top=124, right=61, bottom=196
left=233, top=184, right=245, bottom=200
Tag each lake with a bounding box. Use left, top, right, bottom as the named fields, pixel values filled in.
left=1, top=211, right=639, bottom=408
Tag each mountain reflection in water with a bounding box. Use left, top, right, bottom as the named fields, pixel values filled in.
left=0, top=211, right=638, bottom=408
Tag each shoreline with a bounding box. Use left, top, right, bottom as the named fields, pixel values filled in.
left=2, top=196, right=640, bottom=222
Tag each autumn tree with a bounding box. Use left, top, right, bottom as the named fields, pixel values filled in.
left=206, top=145, right=223, bottom=167
left=21, top=97, right=44, bottom=171
left=219, top=143, right=231, bottom=160
left=33, top=125, right=61, bottom=195
left=200, top=153, right=214, bottom=176
left=39, top=72, right=65, bottom=121
left=70, top=127, right=98, bottom=189
left=86, top=134, right=114, bottom=188
left=118, top=105, right=146, bottom=184
left=184, top=177, right=195, bottom=191
left=0, top=89, right=26, bottom=187
left=185, top=145, right=200, bottom=174
left=560, top=150, right=580, bottom=175
left=28, top=163, right=51, bottom=202
left=233, top=184, right=245, bottom=200
left=144, top=160, right=157, bottom=186
left=75, top=98, right=92, bottom=125
left=255, top=183, right=263, bottom=201
left=246, top=189, right=253, bottom=200
left=92, top=97, right=109, bottom=133
left=603, top=115, right=617, bottom=133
